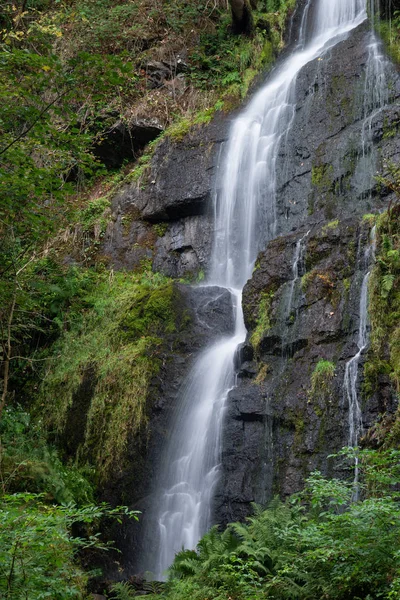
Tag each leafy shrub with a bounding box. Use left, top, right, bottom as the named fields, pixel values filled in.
left=0, top=406, right=94, bottom=504
left=148, top=449, right=400, bottom=600
left=0, top=493, right=138, bottom=599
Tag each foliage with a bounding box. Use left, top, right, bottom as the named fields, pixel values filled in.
left=364, top=208, right=400, bottom=404
left=40, top=268, right=178, bottom=479
left=0, top=492, right=138, bottom=600
left=308, top=360, right=335, bottom=403
left=375, top=11, right=400, bottom=65
left=0, top=405, right=94, bottom=504
left=250, top=291, right=274, bottom=352
left=147, top=449, right=400, bottom=600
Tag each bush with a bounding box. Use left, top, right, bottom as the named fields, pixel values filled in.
left=0, top=493, right=138, bottom=599
left=148, top=449, right=400, bottom=600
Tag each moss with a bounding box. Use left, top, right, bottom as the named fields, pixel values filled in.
left=363, top=213, right=378, bottom=225
left=311, top=163, right=334, bottom=189
left=255, top=362, right=270, bottom=384
left=343, top=278, right=351, bottom=292
left=293, top=412, right=305, bottom=448
left=154, top=223, right=169, bottom=238
left=321, top=219, right=339, bottom=235
left=165, top=107, right=217, bottom=142
left=40, top=269, right=179, bottom=480
left=308, top=360, right=335, bottom=404
left=301, top=269, right=335, bottom=298
left=363, top=208, right=400, bottom=442
left=250, top=291, right=274, bottom=351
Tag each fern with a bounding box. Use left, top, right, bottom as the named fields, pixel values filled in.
left=381, top=273, right=395, bottom=298
left=110, top=581, right=136, bottom=599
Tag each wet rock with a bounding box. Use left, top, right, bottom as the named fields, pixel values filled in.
left=216, top=217, right=398, bottom=524
left=103, top=112, right=229, bottom=276
left=275, top=23, right=400, bottom=236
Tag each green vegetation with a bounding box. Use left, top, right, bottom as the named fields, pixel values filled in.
left=0, top=406, right=94, bottom=504
left=301, top=268, right=335, bottom=298
left=0, top=493, right=137, bottom=599
left=308, top=359, right=335, bottom=403
left=139, top=449, right=400, bottom=600
left=363, top=208, right=400, bottom=439
left=375, top=11, right=400, bottom=65
left=311, top=163, right=334, bottom=189
left=321, top=219, right=339, bottom=234
left=0, top=406, right=138, bottom=599
left=250, top=291, right=274, bottom=351
left=40, top=268, right=178, bottom=479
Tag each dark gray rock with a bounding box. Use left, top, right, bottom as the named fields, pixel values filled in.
left=215, top=217, right=397, bottom=525
left=152, top=215, right=212, bottom=278
left=275, top=24, right=400, bottom=236
left=93, top=118, right=163, bottom=169
left=103, top=112, right=229, bottom=277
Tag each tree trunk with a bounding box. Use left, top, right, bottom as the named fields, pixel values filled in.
left=230, top=0, right=254, bottom=34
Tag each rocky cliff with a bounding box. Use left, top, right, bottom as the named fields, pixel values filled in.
left=100, top=7, right=400, bottom=573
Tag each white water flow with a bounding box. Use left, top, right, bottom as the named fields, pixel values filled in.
left=287, top=232, right=310, bottom=319
left=343, top=225, right=376, bottom=498
left=361, top=33, right=389, bottom=168
left=150, top=0, right=367, bottom=579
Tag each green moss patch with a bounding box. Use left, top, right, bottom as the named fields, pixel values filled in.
left=250, top=291, right=274, bottom=352
left=308, top=360, right=335, bottom=404
left=40, top=269, right=178, bottom=479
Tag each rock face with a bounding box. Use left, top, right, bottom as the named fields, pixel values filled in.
left=275, top=22, right=400, bottom=237
left=214, top=24, right=400, bottom=523
left=100, top=4, right=400, bottom=574
left=93, top=118, right=164, bottom=169
left=215, top=219, right=398, bottom=525
left=103, top=112, right=229, bottom=278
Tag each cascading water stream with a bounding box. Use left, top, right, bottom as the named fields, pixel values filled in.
left=146, top=0, right=368, bottom=579
left=343, top=225, right=377, bottom=499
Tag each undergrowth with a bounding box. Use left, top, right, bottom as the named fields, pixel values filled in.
left=140, top=449, right=400, bottom=600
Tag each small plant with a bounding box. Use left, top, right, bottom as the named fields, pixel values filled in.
left=308, top=359, right=335, bottom=403
left=321, top=219, right=339, bottom=234
left=250, top=291, right=274, bottom=351
left=110, top=581, right=136, bottom=599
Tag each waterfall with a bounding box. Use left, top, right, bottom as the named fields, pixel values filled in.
left=343, top=225, right=377, bottom=498
left=146, top=0, right=368, bottom=579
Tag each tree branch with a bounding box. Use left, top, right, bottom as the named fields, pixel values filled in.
left=0, top=91, right=67, bottom=158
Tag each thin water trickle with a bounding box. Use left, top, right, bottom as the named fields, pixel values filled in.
left=359, top=29, right=389, bottom=196
left=281, top=231, right=310, bottom=359
left=343, top=225, right=376, bottom=499
left=146, top=0, right=368, bottom=579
